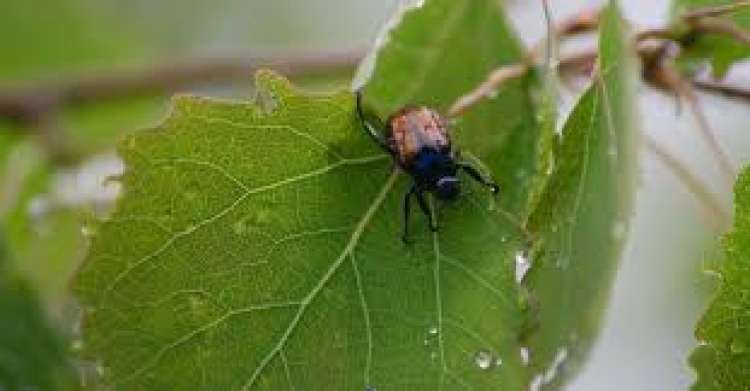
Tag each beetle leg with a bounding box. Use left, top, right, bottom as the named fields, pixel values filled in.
left=355, top=89, right=394, bottom=154
left=458, top=162, right=501, bottom=194
left=415, top=190, right=438, bottom=232
left=402, top=185, right=416, bottom=243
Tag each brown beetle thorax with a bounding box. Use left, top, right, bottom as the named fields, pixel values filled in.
left=387, top=107, right=452, bottom=166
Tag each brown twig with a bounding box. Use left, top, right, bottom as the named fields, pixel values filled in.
left=693, top=78, right=750, bottom=100
left=449, top=2, right=600, bottom=119
left=448, top=64, right=528, bottom=117
left=681, top=76, right=736, bottom=186
left=641, top=43, right=737, bottom=186
left=635, top=28, right=679, bottom=43
left=0, top=49, right=363, bottom=127
left=644, top=134, right=731, bottom=232
left=689, top=17, right=750, bottom=45
left=682, top=1, right=750, bottom=20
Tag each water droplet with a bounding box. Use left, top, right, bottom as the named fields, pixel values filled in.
left=500, top=236, right=508, bottom=243
left=731, top=338, right=748, bottom=354
left=428, top=326, right=438, bottom=336
left=487, top=89, right=499, bottom=100
left=474, top=350, right=493, bottom=370
left=515, top=251, right=531, bottom=283
left=520, top=347, right=530, bottom=365
left=495, top=357, right=503, bottom=367
left=430, top=351, right=438, bottom=360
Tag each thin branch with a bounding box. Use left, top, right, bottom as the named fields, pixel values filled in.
left=689, top=17, right=750, bottom=45
left=541, top=0, right=558, bottom=79
left=527, top=7, right=600, bottom=62
left=449, top=2, right=595, bottom=118
left=448, top=64, right=528, bottom=117
left=682, top=0, right=750, bottom=20
left=693, top=78, right=750, bottom=101
left=679, top=75, right=737, bottom=186
left=644, top=134, right=732, bottom=232
left=639, top=42, right=737, bottom=186
left=0, top=49, right=363, bottom=126
left=635, top=28, right=679, bottom=43
left=558, top=9, right=600, bottom=36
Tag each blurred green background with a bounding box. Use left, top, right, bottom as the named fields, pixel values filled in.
left=2, top=0, right=749, bottom=390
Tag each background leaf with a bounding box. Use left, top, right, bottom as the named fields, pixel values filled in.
left=361, top=0, right=545, bottom=215
left=0, top=235, right=77, bottom=390
left=523, top=3, right=639, bottom=389
left=73, top=68, right=529, bottom=389
left=672, top=0, right=750, bottom=78
left=690, top=167, right=750, bottom=391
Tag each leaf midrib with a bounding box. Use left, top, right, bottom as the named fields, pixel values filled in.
left=100, top=154, right=389, bottom=303
left=241, top=171, right=400, bottom=389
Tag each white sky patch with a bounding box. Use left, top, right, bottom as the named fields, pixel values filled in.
left=28, top=154, right=124, bottom=221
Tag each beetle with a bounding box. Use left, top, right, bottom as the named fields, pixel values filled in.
left=355, top=90, right=500, bottom=242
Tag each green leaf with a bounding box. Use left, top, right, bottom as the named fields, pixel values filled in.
left=0, top=236, right=77, bottom=390
left=672, top=0, right=750, bottom=78
left=2, top=148, right=87, bottom=314
left=73, top=70, right=527, bottom=389
left=74, top=0, right=551, bottom=387
left=361, top=0, right=544, bottom=215
left=523, top=3, right=639, bottom=389
left=689, top=167, right=750, bottom=391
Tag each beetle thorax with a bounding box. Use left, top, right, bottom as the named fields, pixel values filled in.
left=387, top=107, right=452, bottom=166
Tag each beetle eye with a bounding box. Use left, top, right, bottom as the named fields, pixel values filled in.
left=436, top=176, right=460, bottom=201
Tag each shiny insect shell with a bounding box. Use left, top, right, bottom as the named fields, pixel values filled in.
left=355, top=91, right=499, bottom=242
left=385, top=106, right=453, bottom=167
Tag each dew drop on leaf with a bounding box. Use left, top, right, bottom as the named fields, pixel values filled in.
left=520, top=347, right=530, bottom=366
left=473, top=350, right=493, bottom=370
left=495, top=356, right=503, bottom=368
left=515, top=251, right=531, bottom=283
